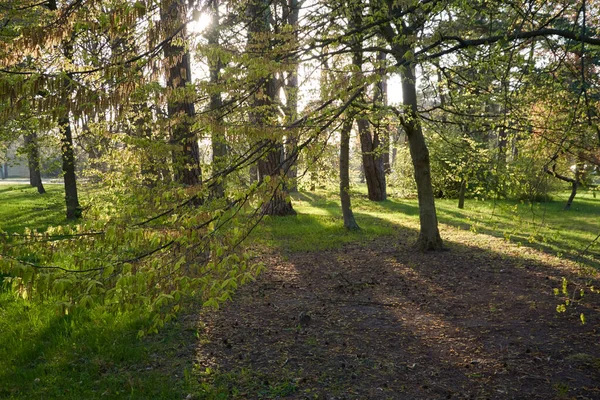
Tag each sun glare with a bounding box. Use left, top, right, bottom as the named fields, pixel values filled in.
left=188, top=12, right=212, bottom=34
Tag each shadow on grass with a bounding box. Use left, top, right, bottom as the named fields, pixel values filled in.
left=192, top=212, right=600, bottom=399
left=0, top=186, right=66, bottom=233
left=373, top=197, right=600, bottom=270
left=0, top=296, right=198, bottom=399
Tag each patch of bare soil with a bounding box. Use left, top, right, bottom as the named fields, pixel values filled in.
left=194, top=231, right=600, bottom=399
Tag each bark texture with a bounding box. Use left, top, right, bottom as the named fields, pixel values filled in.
left=49, top=0, right=81, bottom=219
left=59, top=112, right=82, bottom=219
left=400, top=64, right=443, bottom=251
left=350, top=5, right=386, bottom=202
left=283, top=0, right=301, bottom=192
left=458, top=179, right=466, bottom=209
left=208, top=0, right=227, bottom=198
left=357, top=118, right=387, bottom=201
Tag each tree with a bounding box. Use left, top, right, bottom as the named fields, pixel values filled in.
left=23, top=129, right=46, bottom=194
left=206, top=0, right=227, bottom=199
left=339, top=115, right=360, bottom=230
left=48, top=0, right=82, bottom=219
left=349, top=2, right=387, bottom=202
left=161, top=0, right=202, bottom=186
left=246, top=0, right=295, bottom=216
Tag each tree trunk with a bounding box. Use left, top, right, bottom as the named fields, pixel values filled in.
left=162, top=0, right=201, bottom=186
left=401, top=64, right=443, bottom=250
left=49, top=0, right=81, bottom=219
left=284, top=0, right=300, bottom=192
left=564, top=161, right=582, bottom=211
left=375, top=50, right=391, bottom=174
left=259, top=143, right=296, bottom=216
left=247, top=0, right=295, bottom=216
left=357, top=119, right=387, bottom=201
left=59, top=113, right=82, bottom=219
left=340, top=117, right=359, bottom=230
left=24, top=131, right=45, bottom=194
left=249, top=164, right=259, bottom=184
left=458, top=178, right=466, bottom=209
left=349, top=6, right=386, bottom=201
left=60, top=37, right=81, bottom=218
left=564, top=180, right=578, bottom=211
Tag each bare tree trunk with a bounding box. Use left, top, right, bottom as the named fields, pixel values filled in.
left=60, top=113, right=82, bottom=219
left=401, top=63, right=443, bottom=250
left=49, top=0, right=81, bottom=218
left=340, top=117, right=359, bottom=230
left=259, top=143, right=296, bottom=215
left=60, top=56, right=81, bottom=218
left=284, top=0, right=300, bottom=192
left=24, top=131, right=45, bottom=194
left=357, top=119, right=387, bottom=201
left=544, top=157, right=582, bottom=211
left=564, top=180, right=578, bottom=211
left=162, top=0, right=201, bottom=186
left=375, top=50, right=391, bottom=174
left=458, top=178, right=466, bottom=209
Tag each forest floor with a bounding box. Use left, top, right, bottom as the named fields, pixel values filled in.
left=192, top=227, right=600, bottom=399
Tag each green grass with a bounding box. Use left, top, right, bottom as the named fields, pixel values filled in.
left=0, top=295, right=195, bottom=399
left=0, top=185, right=599, bottom=399
left=434, top=190, right=600, bottom=265
left=0, top=185, right=196, bottom=399
left=254, top=186, right=600, bottom=268
left=0, top=185, right=65, bottom=233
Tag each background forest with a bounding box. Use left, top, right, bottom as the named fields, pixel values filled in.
left=1, top=0, right=600, bottom=398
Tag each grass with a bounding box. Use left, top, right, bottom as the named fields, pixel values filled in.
left=0, top=185, right=65, bottom=233
left=0, top=184, right=598, bottom=399
left=0, top=185, right=196, bottom=399
left=0, top=295, right=195, bottom=399
left=253, top=186, right=600, bottom=269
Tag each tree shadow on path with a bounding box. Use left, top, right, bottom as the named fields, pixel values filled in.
left=192, top=218, right=600, bottom=399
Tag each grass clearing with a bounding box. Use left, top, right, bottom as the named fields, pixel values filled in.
left=0, top=290, right=197, bottom=399
left=255, top=186, right=599, bottom=269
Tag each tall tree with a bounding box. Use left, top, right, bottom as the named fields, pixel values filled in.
left=247, top=0, right=295, bottom=215
left=207, top=0, right=227, bottom=198
left=47, top=0, right=82, bottom=219
left=349, top=2, right=387, bottom=202
left=283, top=0, right=301, bottom=192
left=161, top=0, right=202, bottom=186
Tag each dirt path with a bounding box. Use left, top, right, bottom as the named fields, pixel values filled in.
left=194, top=231, right=600, bottom=399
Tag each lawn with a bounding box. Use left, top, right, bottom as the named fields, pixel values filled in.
left=255, top=187, right=600, bottom=268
